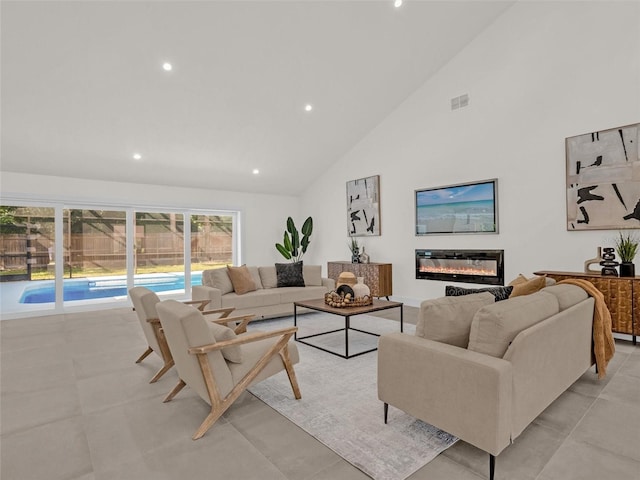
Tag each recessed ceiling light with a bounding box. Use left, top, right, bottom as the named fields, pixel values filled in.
left=304, top=104, right=313, bottom=112
left=133, top=153, right=142, bottom=160
left=162, top=62, right=173, bottom=71
left=252, top=169, right=260, bottom=175
left=394, top=0, right=403, bottom=8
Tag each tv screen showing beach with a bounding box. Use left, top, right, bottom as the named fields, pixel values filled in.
left=415, top=179, right=498, bottom=235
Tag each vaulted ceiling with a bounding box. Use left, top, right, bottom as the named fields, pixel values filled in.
left=1, top=1, right=514, bottom=195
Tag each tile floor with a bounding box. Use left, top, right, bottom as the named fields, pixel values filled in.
left=1, top=306, right=639, bottom=480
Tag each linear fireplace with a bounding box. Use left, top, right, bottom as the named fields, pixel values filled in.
left=415, top=249, right=505, bottom=286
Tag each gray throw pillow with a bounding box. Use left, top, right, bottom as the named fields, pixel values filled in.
left=445, top=285, right=513, bottom=302
left=276, top=261, right=305, bottom=287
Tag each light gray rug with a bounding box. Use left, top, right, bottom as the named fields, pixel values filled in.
left=247, top=313, right=458, bottom=480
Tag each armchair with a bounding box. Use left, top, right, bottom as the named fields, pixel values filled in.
left=156, top=299, right=302, bottom=440
left=128, top=286, right=247, bottom=383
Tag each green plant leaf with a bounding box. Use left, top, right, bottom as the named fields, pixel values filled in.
left=286, top=217, right=295, bottom=235
left=301, top=235, right=310, bottom=253
left=283, top=232, right=292, bottom=252
left=615, top=231, right=639, bottom=262
left=301, top=216, right=313, bottom=236
left=275, top=243, right=291, bottom=259
left=291, top=229, right=299, bottom=257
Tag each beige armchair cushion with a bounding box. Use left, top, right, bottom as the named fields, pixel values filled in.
left=202, top=268, right=234, bottom=295
left=208, top=322, right=243, bottom=363
left=162, top=301, right=234, bottom=401
left=416, top=292, right=495, bottom=347
left=468, top=291, right=560, bottom=358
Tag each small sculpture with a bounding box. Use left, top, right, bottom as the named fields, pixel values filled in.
left=600, top=247, right=619, bottom=276
left=584, top=247, right=603, bottom=273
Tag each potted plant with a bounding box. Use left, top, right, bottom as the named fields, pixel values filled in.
left=615, top=231, right=639, bottom=277
left=275, top=216, right=313, bottom=262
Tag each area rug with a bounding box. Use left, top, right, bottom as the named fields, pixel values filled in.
left=247, top=313, right=457, bottom=480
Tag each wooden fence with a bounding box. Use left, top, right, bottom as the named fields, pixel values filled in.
left=0, top=232, right=232, bottom=276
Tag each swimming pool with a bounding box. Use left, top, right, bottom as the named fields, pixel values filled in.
left=18, top=272, right=203, bottom=304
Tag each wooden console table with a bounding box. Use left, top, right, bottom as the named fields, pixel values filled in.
left=328, top=261, right=392, bottom=299
left=534, top=270, right=638, bottom=344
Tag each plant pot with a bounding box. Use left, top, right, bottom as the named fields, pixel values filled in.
left=619, top=262, right=635, bottom=277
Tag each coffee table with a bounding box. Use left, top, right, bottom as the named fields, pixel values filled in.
left=293, top=298, right=403, bottom=359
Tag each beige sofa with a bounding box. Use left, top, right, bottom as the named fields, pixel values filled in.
left=192, top=265, right=335, bottom=320
left=378, top=284, right=597, bottom=480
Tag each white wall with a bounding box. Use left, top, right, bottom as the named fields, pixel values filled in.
left=301, top=1, right=640, bottom=306
left=1, top=172, right=299, bottom=267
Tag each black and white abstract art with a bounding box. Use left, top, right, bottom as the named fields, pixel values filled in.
left=346, top=175, right=380, bottom=236
left=566, top=122, right=640, bottom=230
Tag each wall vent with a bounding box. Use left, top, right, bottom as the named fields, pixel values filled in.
left=451, top=93, right=469, bottom=110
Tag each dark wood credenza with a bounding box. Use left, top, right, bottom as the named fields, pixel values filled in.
left=534, top=270, right=638, bottom=344
left=327, top=261, right=392, bottom=299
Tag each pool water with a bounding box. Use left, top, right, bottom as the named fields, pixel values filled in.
left=19, top=272, right=203, bottom=304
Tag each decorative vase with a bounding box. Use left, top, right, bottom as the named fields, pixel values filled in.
left=352, top=277, right=370, bottom=298
left=584, top=247, right=603, bottom=273
left=619, top=262, right=635, bottom=277
left=351, top=247, right=360, bottom=263
left=359, top=246, right=370, bottom=264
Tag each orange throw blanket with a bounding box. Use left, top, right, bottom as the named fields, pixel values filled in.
left=558, top=279, right=615, bottom=378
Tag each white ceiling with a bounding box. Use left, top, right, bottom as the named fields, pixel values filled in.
left=1, top=1, right=514, bottom=196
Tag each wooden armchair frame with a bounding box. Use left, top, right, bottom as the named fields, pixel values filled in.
left=164, top=323, right=301, bottom=440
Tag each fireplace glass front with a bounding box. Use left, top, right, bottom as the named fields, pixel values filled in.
left=415, top=249, right=504, bottom=285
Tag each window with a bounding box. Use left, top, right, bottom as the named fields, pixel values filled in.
left=190, top=213, right=234, bottom=285
left=0, top=206, right=56, bottom=312
left=0, top=203, right=238, bottom=316
left=134, top=212, right=185, bottom=293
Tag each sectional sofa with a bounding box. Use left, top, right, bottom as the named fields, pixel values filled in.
left=192, top=265, right=335, bottom=320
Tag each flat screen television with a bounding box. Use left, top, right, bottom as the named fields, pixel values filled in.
left=415, top=178, right=499, bottom=235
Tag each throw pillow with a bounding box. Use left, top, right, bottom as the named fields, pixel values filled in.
left=276, top=261, right=305, bottom=287
left=202, top=268, right=234, bottom=295
left=416, top=292, right=495, bottom=347
left=208, top=321, right=243, bottom=363
left=258, top=266, right=278, bottom=289
left=247, top=266, right=263, bottom=289
left=445, top=285, right=513, bottom=302
left=303, top=265, right=323, bottom=286
left=227, top=265, right=257, bottom=295
left=508, top=274, right=546, bottom=298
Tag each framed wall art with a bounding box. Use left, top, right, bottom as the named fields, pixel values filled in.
left=415, top=179, right=499, bottom=235
left=346, top=175, right=380, bottom=236
left=566, top=122, right=640, bottom=230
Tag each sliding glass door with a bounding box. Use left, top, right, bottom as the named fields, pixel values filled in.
left=133, top=212, right=185, bottom=293
left=0, top=203, right=238, bottom=317
left=0, top=206, right=56, bottom=313
left=190, top=213, right=234, bottom=285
